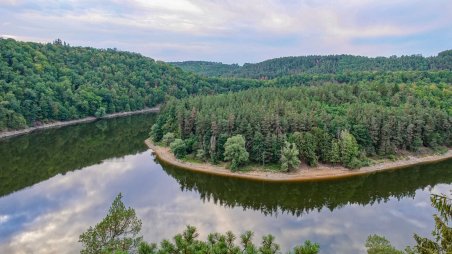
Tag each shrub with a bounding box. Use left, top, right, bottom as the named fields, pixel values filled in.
left=170, top=139, right=187, bottom=159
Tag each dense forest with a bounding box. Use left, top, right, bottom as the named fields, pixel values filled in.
left=0, top=38, right=249, bottom=131
left=171, top=51, right=452, bottom=78
left=1, top=39, right=451, bottom=133
left=168, top=61, right=240, bottom=77
left=151, top=82, right=451, bottom=170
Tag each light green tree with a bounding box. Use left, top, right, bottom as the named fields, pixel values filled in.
left=224, top=135, right=249, bottom=171
left=339, top=130, right=360, bottom=168
left=280, top=142, right=301, bottom=172
left=79, top=193, right=143, bottom=254
left=291, top=240, right=320, bottom=254
left=161, top=132, right=175, bottom=146
left=365, top=235, right=403, bottom=254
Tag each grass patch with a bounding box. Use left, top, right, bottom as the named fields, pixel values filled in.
left=181, top=154, right=204, bottom=164
left=238, top=163, right=283, bottom=173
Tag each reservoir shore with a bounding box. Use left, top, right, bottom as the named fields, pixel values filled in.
left=0, top=106, right=160, bottom=139
left=145, top=139, right=452, bottom=182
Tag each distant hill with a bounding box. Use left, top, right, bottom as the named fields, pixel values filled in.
left=169, top=61, right=240, bottom=77
left=170, top=51, right=452, bottom=78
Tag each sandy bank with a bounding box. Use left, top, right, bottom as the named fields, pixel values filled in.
left=0, top=107, right=160, bottom=140
left=145, top=139, right=452, bottom=182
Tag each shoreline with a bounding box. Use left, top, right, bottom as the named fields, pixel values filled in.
left=0, top=107, right=160, bottom=140
left=145, top=139, right=452, bottom=182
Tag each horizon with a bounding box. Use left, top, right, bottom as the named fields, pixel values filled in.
left=1, top=0, right=451, bottom=64
left=2, top=37, right=449, bottom=66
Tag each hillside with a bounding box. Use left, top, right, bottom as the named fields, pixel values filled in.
left=171, top=51, right=452, bottom=78
left=169, top=61, right=240, bottom=77
left=1, top=39, right=450, bottom=132
left=0, top=39, right=198, bottom=130
left=151, top=83, right=452, bottom=170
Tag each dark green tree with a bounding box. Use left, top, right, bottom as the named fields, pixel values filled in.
left=170, top=139, right=187, bottom=159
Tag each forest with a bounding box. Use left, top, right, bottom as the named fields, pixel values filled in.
left=171, top=50, right=452, bottom=78
left=1, top=38, right=451, bottom=133
left=151, top=82, right=451, bottom=170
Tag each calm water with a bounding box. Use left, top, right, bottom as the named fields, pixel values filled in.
left=0, top=113, right=451, bottom=253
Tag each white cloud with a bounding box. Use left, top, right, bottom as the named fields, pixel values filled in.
left=0, top=0, right=450, bottom=63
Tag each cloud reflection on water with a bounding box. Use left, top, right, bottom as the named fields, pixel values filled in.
left=0, top=151, right=446, bottom=253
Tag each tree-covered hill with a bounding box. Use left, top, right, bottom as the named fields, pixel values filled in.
left=1, top=38, right=450, bottom=133
left=0, top=38, right=202, bottom=130
left=151, top=82, right=451, bottom=170
left=171, top=51, right=452, bottom=78
left=169, top=61, right=240, bottom=77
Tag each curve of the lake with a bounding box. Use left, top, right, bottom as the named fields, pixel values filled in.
left=1, top=113, right=451, bottom=253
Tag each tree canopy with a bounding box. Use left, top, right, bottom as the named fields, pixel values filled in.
left=171, top=51, right=452, bottom=79
left=152, top=82, right=451, bottom=170
left=80, top=193, right=320, bottom=254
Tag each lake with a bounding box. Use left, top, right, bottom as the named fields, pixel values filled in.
left=0, top=113, right=451, bottom=253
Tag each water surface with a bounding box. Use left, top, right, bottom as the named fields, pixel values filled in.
left=0, top=113, right=451, bottom=253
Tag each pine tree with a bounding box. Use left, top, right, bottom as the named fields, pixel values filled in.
left=280, top=142, right=301, bottom=172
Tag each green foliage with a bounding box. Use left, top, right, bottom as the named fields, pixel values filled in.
left=154, top=82, right=451, bottom=170
left=280, top=142, right=301, bottom=172
left=170, top=61, right=240, bottom=77
left=365, top=235, right=403, bottom=254
left=171, top=52, right=452, bottom=79
left=410, top=193, right=452, bottom=254
left=365, top=191, right=452, bottom=254
left=150, top=124, right=164, bottom=142
left=290, top=240, right=320, bottom=254
left=224, top=135, right=249, bottom=171
left=79, top=193, right=143, bottom=254
left=0, top=113, right=157, bottom=197
left=259, top=235, right=280, bottom=254
left=161, top=132, right=176, bottom=146
left=170, top=139, right=187, bottom=159
left=328, top=140, right=341, bottom=165
left=0, top=39, right=266, bottom=131
left=85, top=194, right=321, bottom=254
left=339, top=130, right=361, bottom=168
left=138, top=242, right=157, bottom=254
left=196, top=149, right=206, bottom=160
left=298, top=132, right=318, bottom=167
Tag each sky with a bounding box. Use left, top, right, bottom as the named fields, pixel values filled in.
left=0, top=0, right=451, bottom=64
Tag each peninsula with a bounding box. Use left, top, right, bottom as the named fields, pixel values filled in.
left=146, top=139, right=452, bottom=182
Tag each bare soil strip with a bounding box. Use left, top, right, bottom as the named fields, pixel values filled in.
left=0, top=107, right=160, bottom=139
left=145, top=139, right=452, bottom=182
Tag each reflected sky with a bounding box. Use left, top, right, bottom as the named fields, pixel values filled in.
left=1, top=148, right=449, bottom=253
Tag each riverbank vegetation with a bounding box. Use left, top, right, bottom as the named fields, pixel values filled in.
left=151, top=82, right=451, bottom=171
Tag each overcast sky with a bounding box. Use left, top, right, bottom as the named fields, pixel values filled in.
left=1, top=0, right=451, bottom=64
